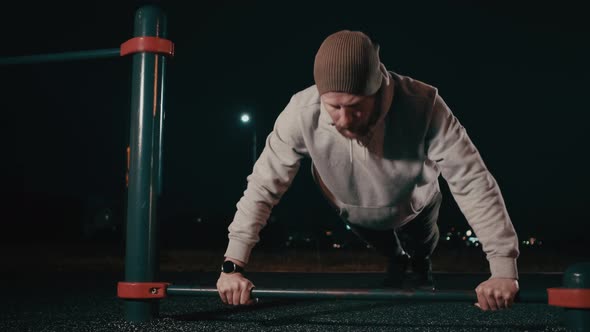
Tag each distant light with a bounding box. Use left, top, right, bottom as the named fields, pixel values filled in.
left=446, top=236, right=451, bottom=241
left=240, top=114, right=250, bottom=123
left=346, top=225, right=351, bottom=230
left=466, top=230, right=472, bottom=237
left=325, top=230, right=333, bottom=236
left=333, top=243, right=341, bottom=249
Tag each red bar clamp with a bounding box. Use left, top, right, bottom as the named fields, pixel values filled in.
left=118, top=282, right=171, bottom=299
left=547, top=288, right=590, bottom=309
left=120, top=36, right=175, bottom=57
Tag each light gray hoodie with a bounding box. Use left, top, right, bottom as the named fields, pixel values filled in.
left=225, top=69, right=519, bottom=279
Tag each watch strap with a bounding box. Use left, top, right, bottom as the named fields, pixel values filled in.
left=222, top=260, right=244, bottom=274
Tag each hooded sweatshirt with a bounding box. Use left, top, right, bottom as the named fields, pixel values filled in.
left=225, top=69, right=519, bottom=279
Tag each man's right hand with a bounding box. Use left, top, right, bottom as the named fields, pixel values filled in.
left=216, top=272, right=256, bottom=306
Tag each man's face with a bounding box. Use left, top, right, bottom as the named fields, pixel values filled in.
left=321, top=92, right=377, bottom=139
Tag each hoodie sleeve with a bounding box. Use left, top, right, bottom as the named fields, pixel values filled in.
left=426, top=93, right=520, bottom=279
left=224, top=98, right=308, bottom=264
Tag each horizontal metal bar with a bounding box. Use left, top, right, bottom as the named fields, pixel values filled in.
left=166, top=286, right=548, bottom=303
left=0, top=48, right=120, bottom=65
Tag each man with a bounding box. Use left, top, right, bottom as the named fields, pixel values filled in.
left=216, top=30, right=520, bottom=311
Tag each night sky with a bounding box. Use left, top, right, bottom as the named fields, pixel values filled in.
left=7, top=1, right=590, bottom=246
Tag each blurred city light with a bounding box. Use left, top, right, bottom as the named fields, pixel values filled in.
left=240, top=113, right=250, bottom=123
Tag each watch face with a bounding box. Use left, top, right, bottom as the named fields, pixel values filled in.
left=222, top=261, right=236, bottom=273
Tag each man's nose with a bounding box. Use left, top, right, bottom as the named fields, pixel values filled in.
left=336, top=109, right=354, bottom=128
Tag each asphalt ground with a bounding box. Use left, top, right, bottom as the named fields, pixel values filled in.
left=1, top=270, right=568, bottom=332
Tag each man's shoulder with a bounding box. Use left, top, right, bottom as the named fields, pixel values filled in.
left=390, top=71, right=438, bottom=101
left=288, top=85, right=321, bottom=109
left=274, top=85, right=321, bottom=131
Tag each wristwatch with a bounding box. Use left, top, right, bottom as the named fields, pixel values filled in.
left=221, top=260, right=244, bottom=274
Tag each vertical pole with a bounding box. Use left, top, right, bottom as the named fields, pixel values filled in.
left=155, top=16, right=167, bottom=196
left=124, top=4, right=167, bottom=322
left=150, top=8, right=167, bottom=319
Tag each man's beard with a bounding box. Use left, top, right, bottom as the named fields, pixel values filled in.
left=333, top=94, right=381, bottom=140
left=336, top=125, right=369, bottom=139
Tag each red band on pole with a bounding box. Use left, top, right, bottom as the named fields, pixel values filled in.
left=120, top=36, right=174, bottom=57
left=547, top=288, right=590, bottom=309
left=118, top=282, right=171, bottom=299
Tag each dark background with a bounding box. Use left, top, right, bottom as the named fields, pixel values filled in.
left=5, top=1, right=589, bottom=255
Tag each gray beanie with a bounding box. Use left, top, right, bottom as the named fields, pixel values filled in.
left=313, top=30, right=382, bottom=96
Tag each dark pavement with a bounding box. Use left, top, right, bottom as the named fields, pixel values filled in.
left=1, top=271, right=568, bottom=331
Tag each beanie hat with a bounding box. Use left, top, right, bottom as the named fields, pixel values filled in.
left=314, top=30, right=382, bottom=96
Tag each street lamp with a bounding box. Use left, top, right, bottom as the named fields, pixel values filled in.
left=240, top=112, right=257, bottom=168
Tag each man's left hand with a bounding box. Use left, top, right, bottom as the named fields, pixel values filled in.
left=474, top=278, right=519, bottom=311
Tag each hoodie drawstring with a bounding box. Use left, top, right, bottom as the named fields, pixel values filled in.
left=349, top=139, right=353, bottom=163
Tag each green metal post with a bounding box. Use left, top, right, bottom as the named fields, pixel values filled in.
left=124, top=4, right=167, bottom=322
left=562, top=263, right=590, bottom=332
